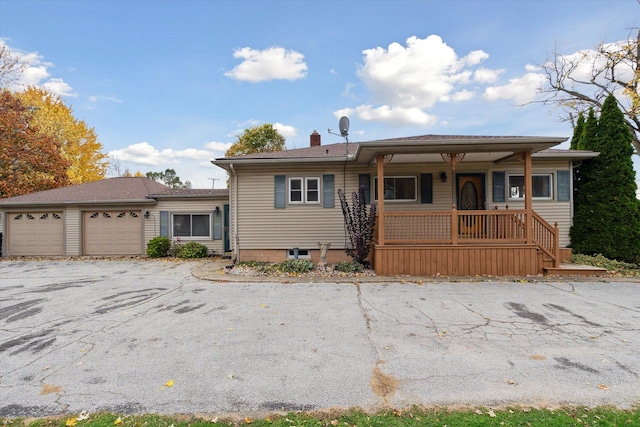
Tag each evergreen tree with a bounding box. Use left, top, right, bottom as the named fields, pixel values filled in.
left=570, top=94, right=640, bottom=262
left=570, top=112, right=586, bottom=199
left=570, top=112, right=585, bottom=150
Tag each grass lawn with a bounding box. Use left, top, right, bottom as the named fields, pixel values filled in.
left=3, top=407, right=640, bottom=427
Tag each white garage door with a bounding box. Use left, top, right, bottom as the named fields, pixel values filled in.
left=83, top=211, right=143, bottom=255
left=8, top=212, right=64, bottom=256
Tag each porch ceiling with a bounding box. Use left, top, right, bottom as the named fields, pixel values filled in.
left=353, top=135, right=568, bottom=165
left=379, top=152, right=509, bottom=164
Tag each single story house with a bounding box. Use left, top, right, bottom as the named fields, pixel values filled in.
left=212, top=132, right=598, bottom=276
left=0, top=177, right=229, bottom=257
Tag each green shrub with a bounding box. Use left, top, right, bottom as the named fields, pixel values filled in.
left=273, top=259, right=315, bottom=274
left=175, top=241, right=209, bottom=259
left=333, top=261, right=364, bottom=273
left=146, top=237, right=171, bottom=258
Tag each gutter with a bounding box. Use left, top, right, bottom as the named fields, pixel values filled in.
left=230, top=163, right=239, bottom=263
left=212, top=156, right=355, bottom=169
left=147, top=194, right=229, bottom=200
left=0, top=199, right=157, bottom=208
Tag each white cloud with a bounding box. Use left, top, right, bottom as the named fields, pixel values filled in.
left=338, top=35, right=503, bottom=127
left=225, top=46, right=308, bottom=82
left=0, top=40, right=76, bottom=97
left=108, top=142, right=212, bottom=166
left=451, top=90, right=475, bottom=102
left=273, top=122, right=296, bottom=138
left=357, top=35, right=494, bottom=109
left=463, top=50, right=490, bottom=66
left=484, top=69, right=546, bottom=104
left=43, top=78, right=76, bottom=97
left=107, top=141, right=231, bottom=189
left=337, top=105, right=437, bottom=127
left=474, top=67, right=504, bottom=84
left=342, top=82, right=356, bottom=100
left=205, top=141, right=233, bottom=153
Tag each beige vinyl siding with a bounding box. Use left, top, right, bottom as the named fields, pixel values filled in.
left=65, top=207, right=80, bottom=256
left=232, top=158, right=575, bottom=251
left=236, top=165, right=352, bottom=250
left=151, top=199, right=227, bottom=255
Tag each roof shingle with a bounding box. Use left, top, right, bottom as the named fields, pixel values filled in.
left=0, top=177, right=170, bottom=205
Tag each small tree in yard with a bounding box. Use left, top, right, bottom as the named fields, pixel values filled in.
left=338, top=186, right=377, bottom=267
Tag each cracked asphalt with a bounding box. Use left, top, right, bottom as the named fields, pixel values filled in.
left=1, top=259, right=639, bottom=417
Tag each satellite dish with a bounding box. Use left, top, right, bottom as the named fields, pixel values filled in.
left=339, top=116, right=350, bottom=137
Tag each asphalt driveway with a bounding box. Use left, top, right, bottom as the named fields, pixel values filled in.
left=1, top=259, right=639, bottom=417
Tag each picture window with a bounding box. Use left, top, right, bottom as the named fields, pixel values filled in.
left=374, top=176, right=417, bottom=201
left=508, top=174, right=553, bottom=200
left=172, top=214, right=211, bottom=238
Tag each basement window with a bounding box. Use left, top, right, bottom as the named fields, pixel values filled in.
left=287, top=249, right=310, bottom=259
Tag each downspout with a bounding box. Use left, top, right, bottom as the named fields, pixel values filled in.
left=229, top=163, right=239, bottom=264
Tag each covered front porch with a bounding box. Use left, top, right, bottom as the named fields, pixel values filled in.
left=353, top=136, right=570, bottom=276
left=373, top=208, right=560, bottom=276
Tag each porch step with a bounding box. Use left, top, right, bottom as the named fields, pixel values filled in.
left=543, top=264, right=607, bottom=277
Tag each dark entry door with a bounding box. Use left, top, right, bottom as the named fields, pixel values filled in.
left=457, top=174, right=485, bottom=210
left=456, top=174, right=486, bottom=236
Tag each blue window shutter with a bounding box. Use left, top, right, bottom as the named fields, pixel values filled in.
left=557, top=170, right=571, bottom=201
left=493, top=171, right=505, bottom=202
left=213, top=210, right=222, bottom=240
left=420, top=173, right=433, bottom=204
left=358, top=174, right=371, bottom=204
left=323, top=174, right=335, bottom=208
left=159, top=211, right=169, bottom=237
left=274, top=175, right=286, bottom=208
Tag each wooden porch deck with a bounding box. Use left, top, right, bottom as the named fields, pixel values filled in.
left=372, top=209, right=561, bottom=276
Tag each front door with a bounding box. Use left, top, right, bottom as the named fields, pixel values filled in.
left=456, top=174, right=486, bottom=236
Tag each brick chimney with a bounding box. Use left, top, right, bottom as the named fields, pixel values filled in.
left=310, top=130, right=321, bottom=147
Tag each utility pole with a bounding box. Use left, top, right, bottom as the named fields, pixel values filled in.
left=208, top=178, right=219, bottom=189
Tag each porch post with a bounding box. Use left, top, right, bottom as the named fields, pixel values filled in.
left=524, top=150, right=533, bottom=244
left=450, top=153, right=458, bottom=245
left=377, top=153, right=385, bottom=246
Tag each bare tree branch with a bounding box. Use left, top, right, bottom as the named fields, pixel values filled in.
left=535, top=28, right=640, bottom=154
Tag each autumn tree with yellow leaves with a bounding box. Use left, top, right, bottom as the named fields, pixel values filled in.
left=0, top=90, right=70, bottom=198
left=16, top=87, right=108, bottom=184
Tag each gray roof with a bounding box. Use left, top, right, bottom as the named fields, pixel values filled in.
left=222, top=142, right=355, bottom=160
left=212, top=134, right=598, bottom=169
left=149, top=188, right=229, bottom=199
left=0, top=177, right=170, bottom=206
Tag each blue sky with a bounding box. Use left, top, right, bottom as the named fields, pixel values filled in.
left=1, top=0, right=638, bottom=188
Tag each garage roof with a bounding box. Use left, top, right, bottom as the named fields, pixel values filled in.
left=0, top=177, right=171, bottom=207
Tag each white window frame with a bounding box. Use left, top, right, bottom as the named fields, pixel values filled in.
left=507, top=174, right=553, bottom=201
left=373, top=176, right=417, bottom=202
left=171, top=213, right=212, bottom=239
left=289, top=177, right=320, bottom=204
left=289, top=177, right=303, bottom=204
left=305, top=177, right=320, bottom=204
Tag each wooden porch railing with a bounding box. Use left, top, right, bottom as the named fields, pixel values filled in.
left=380, top=209, right=560, bottom=266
